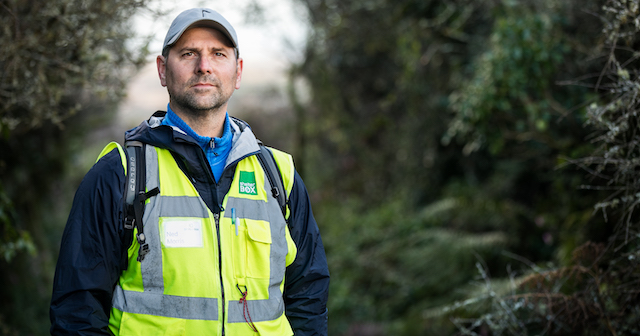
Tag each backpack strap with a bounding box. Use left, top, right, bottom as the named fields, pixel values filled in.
left=124, top=141, right=159, bottom=263
left=255, top=142, right=289, bottom=225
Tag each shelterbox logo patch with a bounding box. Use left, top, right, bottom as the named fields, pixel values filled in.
left=239, top=171, right=258, bottom=195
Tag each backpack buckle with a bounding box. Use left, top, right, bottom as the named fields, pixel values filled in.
left=137, top=242, right=150, bottom=262
left=124, top=217, right=135, bottom=230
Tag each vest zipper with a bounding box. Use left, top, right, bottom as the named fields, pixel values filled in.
left=214, top=212, right=226, bottom=336
left=195, top=141, right=226, bottom=334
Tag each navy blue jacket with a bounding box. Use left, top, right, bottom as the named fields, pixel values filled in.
left=50, top=113, right=329, bottom=335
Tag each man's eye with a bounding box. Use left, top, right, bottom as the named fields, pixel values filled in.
left=215, top=52, right=224, bottom=57
left=183, top=52, right=195, bottom=57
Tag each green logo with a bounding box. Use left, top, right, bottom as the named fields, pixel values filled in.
left=239, top=171, right=258, bottom=195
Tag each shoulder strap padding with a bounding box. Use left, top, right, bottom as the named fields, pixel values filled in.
left=123, top=141, right=156, bottom=262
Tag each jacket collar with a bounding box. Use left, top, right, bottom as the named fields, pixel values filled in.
left=125, top=111, right=261, bottom=169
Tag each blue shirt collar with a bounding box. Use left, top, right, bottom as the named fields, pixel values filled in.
left=162, top=104, right=232, bottom=148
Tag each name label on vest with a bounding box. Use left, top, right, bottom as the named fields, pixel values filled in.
left=162, top=218, right=203, bottom=248
left=239, top=171, right=258, bottom=195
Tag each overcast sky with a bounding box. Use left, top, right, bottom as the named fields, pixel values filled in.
left=118, top=0, right=307, bottom=128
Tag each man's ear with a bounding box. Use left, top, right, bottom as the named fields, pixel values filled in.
left=235, top=57, right=244, bottom=90
left=157, top=55, right=167, bottom=87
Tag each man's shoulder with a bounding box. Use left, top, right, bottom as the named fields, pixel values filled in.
left=67, top=147, right=127, bottom=210
left=87, top=147, right=127, bottom=184
left=257, top=146, right=295, bottom=197
left=124, top=111, right=177, bottom=148
left=266, top=146, right=293, bottom=159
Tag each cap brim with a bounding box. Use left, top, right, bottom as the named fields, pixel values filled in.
left=166, top=19, right=238, bottom=48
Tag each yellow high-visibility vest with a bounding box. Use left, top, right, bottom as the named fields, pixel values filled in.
left=100, top=143, right=297, bottom=335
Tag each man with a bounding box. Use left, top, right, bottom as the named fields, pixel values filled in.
left=50, top=8, right=329, bottom=336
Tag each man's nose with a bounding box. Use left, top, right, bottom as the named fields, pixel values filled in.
left=197, top=56, right=213, bottom=74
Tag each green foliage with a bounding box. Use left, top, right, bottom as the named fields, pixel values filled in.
left=580, top=0, right=640, bottom=235
left=444, top=2, right=569, bottom=155
left=292, top=0, right=618, bottom=334
left=0, top=0, right=152, bottom=261
left=318, top=196, right=508, bottom=335
left=449, top=0, right=640, bottom=334
left=292, top=0, right=483, bottom=204
left=0, top=0, right=150, bottom=133
left=0, top=0, right=155, bottom=333
left=453, top=241, right=640, bottom=335
left=0, top=183, right=35, bottom=262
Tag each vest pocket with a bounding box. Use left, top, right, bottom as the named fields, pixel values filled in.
left=232, top=219, right=272, bottom=280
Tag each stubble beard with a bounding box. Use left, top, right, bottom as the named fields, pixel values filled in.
left=169, top=74, right=235, bottom=118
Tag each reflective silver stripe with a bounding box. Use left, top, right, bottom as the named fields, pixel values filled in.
left=226, top=176, right=289, bottom=323
left=112, top=285, right=218, bottom=320
left=227, top=289, right=285, bottom=322
left=141, top=146, right=163, bottom=294
left=224, top=198, right=270, bottom=222
left=158, top=195, right=209, bottom=218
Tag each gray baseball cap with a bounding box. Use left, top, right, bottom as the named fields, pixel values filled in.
left=162, top=8, right=238, bottom=55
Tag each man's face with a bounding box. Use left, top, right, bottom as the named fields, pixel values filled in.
left=157, top=27, right=243, bottom=116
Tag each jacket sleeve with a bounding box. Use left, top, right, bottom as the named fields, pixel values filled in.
left=50, top=150, right=126, bottom=335
left=284, top=172, right=330, bottom=336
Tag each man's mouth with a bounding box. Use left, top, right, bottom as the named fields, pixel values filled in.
left=192, top=82, right=215, bottom=88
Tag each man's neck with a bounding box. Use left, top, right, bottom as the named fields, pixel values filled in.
left=170, top=104, right=227, bottom=138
